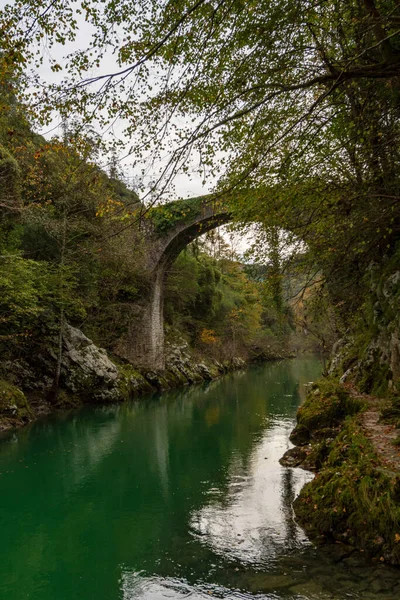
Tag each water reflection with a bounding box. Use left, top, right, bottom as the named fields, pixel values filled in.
left=1, top=359, right=398, bottom=600
left=189, top=418, right=312, bottom=566
left=121, top=572, right=265, bottom=600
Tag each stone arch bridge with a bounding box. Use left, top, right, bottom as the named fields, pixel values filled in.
left=121, top=196, right=232, bottom=370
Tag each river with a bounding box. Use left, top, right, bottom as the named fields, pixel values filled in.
left=0, top=358, right=399, bottom=599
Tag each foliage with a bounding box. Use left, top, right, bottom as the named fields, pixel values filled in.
left=0, top=143, right=20, bottom=209
left=164, top=244, right=265, bottom=358
left=148, top=197, right=203, bottom=235
left=0, top=255, right=84, bottom=352
left=297, top=379, right=364, bottom=433
left=2, top=0, right=399, bottom=381
left=0, top=0, right=398, bottom=370
left=0, top=83, right=149, bottom=358
left=199, top=328, right=217, bottom=345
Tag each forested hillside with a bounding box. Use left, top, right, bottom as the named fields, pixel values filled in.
left=0, top=70, right=304, bottom=427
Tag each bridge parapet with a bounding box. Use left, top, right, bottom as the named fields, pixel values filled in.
left=144, top=195, right=231, bottom=270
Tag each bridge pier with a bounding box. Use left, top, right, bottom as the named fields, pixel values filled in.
left=117, top=199, right=231, bottom=371
left=123, top=270, right=166, bottom=370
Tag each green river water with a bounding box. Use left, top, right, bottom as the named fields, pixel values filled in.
left=1, top=358, right=399, bottom=599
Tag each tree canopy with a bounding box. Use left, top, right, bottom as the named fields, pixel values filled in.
left=1, top=0, right=400, bottom=319
left=1, top=1, right=398, bottom=186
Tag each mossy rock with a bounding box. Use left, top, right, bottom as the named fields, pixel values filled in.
left=166, top=365, right=190, bottom=386
left=144, top=371, right=172, bottom=391
left=293, top=418, right=400, bottom=564
left=163, top=368, right=186, bottom=387
left=177, top=365, right=203, bottom=384
left=117, top=364, right=154, bottom=399
left=311, top=426, right=340, bottom=442
left=0, top=380, right=33, bottom=422
left=279, top=446, right=308, bottom=467
left=297, top=380, right=364, bottom=433
left=207, top=365, right=220, bottom=379
left=289, top=423, right=310, bottom=446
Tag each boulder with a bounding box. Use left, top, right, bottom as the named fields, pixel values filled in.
left=58, top=324, right=122, bottom=402
left=279, top=446, right=308, bottom=467
left=62, top=324, right=119, bottom=390
left=289, top=423, right=310, bottom=446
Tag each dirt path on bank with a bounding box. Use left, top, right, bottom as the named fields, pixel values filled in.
left=345, top=385, right=400, bottom=474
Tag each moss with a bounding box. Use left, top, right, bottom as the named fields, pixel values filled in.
left=297, top=379, right=364, bottom=433
left=304, top=439, right=333, bottom=470
left=207, top=364, right=220, bottom=379
left=289, top=376, right=400, bottom=563
left=164, top=367, right=188, bottom=386
left=293, top=416, right=400, bottom=564
left=117, top=364, right=154, bottom=399
left=0, top=379, right=32, bottom=422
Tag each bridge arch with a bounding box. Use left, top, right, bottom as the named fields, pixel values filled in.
left=120, top=199, right=232, bottom=370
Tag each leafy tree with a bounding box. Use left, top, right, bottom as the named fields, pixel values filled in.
left=0, top=255, right=84, bottom=355
left=1, top=0, right=400, bottom=369
left=1, top=0, right=398, bottom=323
left=0, top=143, right=20, bottom=212
left=165, top=242, right=264, bottom=358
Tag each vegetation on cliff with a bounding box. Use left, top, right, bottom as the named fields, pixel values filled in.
left=2, top=0, right=398, bottom=386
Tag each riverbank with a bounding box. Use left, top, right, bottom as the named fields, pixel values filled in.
left=281, top=378, right=400, bottom=565
left=0, top=323, right=290, bottom=433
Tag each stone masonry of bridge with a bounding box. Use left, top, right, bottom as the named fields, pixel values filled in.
left=119, top=197, right=231, bottom=370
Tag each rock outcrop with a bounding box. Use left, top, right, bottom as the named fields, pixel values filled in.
left=58, top=324, right=122, bottom=402
left=282, top=378, right=400, bottom=565
left=329, top=263, right=400, bottom=397
left=0, top=326, right=248, bottom=431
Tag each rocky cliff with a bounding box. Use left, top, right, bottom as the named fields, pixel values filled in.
left=330, top=259, right=400, bottom=397
left=0, top=324, right=248, bottom=432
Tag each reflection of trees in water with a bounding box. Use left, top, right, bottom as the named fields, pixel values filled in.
left=280, top=466, right=298, bottom=547
left=288, top=358, right=322, bottom=403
